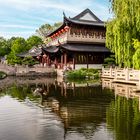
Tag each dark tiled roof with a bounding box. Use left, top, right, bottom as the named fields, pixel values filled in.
left=17, top=47, right=42, bottom=57
left=61, top=44, right=110, bottom=52
left=71, top=8, right=103, bottom=22
left=42, top=46, right=59, bottom=53
left=65, top=16, right=105, bottom=27
left=46, top=9, right=105, bottom=37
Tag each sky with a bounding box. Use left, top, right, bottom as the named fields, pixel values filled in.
left=0, top=0, right=112, bottom=39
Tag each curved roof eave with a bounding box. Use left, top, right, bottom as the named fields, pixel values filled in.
left=64, top=16, right=105, bottom=27
left=45, top=23, right=65, bottom=37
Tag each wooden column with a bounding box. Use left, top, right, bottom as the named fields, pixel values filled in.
left=64, top=53, right=67, bottom=66
left=87, top=54, right=89, bottom=69
left=73, top=54, right=75, bottom=69
left=39, top=56, right=42, bottom=65
left=42, top=56, right=44, bottom=66
left=48, top=56, right=51, bottom=66
left=46, top=56, right=49, bottom=65
left=54, top=57, right=58, bottom=68
left=61, top=54, right=64, bottom=69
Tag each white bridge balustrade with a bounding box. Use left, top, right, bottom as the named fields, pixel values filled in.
left=102, top=67, right=140, bottom=87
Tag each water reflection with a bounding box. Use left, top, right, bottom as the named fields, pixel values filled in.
left=0, top=77, right=140, bottom=140
left=102, top=78, right=140, bottom=140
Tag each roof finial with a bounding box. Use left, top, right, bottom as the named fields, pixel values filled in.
left=63, top=11, right=66, bottom=17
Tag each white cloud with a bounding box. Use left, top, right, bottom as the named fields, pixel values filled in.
left=0, top=24, right=35, bottom=29
left=0, top=31, right=35, bottom=39
left=0, top=0, right=111, bottom=38
left=0, top=0, right=89, bottom=13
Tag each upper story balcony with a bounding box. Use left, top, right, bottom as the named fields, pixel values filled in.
left=46, top=30, right=105, bottom=46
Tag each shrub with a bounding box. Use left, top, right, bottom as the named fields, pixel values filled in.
left=22, top=56, right=39, bottom=66
left=0, top=71, right=7, bottom=79
left=66, top=68, right=99, bottom=80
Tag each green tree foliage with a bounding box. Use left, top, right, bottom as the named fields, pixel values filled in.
left=7, top=37, right=27, bottom=64
left=0, top=37, right=19, bottom=57
left=133, top=39, right=140, bottom=69
left=106, top=0, right=140, bottom=67
left=22, top=56, right=39, bottom=66
left=11, top=37, right=27, bottom=53
left=104, top=55, right=116, bottom=67
left=5, top=36, right=43, bottom=65
left=36, top=22, right=62, bottom=39
left=26, top=35, right=43, bottom=49
left=0, top=37, right=8, bottom=56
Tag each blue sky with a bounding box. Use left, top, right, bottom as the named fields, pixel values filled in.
left=0, top=0, right=112, bottom=39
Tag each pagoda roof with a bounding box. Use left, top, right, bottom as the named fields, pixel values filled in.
left=46, top=8, right=105, bottom=37
left=60, top=43, right=110, bottom=52
left=64, top=16, right=105, bottom=27
left=71, top=8, right=102, bottom=22
left=43, top=43, right=110, bottom=53
left=42, top=46, right=59, bottom=53
left=17, top=46, right=42, bottom=57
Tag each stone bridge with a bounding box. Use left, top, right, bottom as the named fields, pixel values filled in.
left=0, top=63, right=16, bottom=75
left=0, top=63, right=56, bottom=76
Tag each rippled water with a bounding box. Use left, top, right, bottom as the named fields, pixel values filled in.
left=0, top=77, right=140, bottom=140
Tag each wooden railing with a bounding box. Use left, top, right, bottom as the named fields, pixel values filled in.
left=47, top=31, right=105, bottom=46
left=67, top=33, right=105, bottom=43
left=102, top=67, right=140, bottom=86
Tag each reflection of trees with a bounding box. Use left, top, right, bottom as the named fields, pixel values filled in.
left=107, top=96, right=140, bottom=140
left=1, top=84, right=40, bottom=101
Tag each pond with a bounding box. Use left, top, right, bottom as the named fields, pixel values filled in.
left=0, top=77, right=140, bottom=140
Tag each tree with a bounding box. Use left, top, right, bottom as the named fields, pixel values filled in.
left=11, top=37, right=27, bottom=53
left=133, top=39, right=140, bottom=69
left=0, top=37, right=8, bottom=56
left=36, top=22, right=62, bottom=39
left=0, top=36, right=19, bottom=57
left=6, top=37, right=18, bottom=53
left=7, top=37, right=27, bottom=64
left=26, top=35, right=43, bottom=49
left=103, top=55, right=116, bottom=67
left=106, top=0, right=140, bottom=67
left=22, top=56, right=39, bottom=66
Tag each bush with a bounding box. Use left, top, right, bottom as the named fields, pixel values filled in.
left=103, top=55, right=116, bottom=67
left=66, top=68, right=99, bottom=80
left=0, top=71, right=7, bottom=79
left=22, top=56, right=39, bottom=66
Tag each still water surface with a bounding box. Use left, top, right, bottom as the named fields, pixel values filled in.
left=0, top=77, right=140, bottom=140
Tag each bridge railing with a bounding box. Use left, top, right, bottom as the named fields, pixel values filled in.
left=0, top=63, right=55, bottom=76
left=102, top=67, right=140, bottom=86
